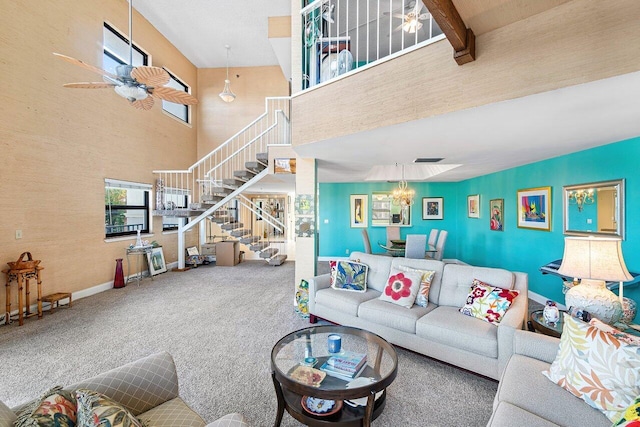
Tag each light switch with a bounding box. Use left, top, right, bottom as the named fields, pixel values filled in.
left=586, top=219, right=592, bottom=224
left=324, top=219, right=329, bottom=224
left=15, top=230, right=22, bottom=239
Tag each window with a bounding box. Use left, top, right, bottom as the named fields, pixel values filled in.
left=162, top=188, right=190, bottom=231
left=103, top=23, right=148, bottom=74
left=105, top=179, right=151, bottom=238
left=162, top=70, right=190, bottom=123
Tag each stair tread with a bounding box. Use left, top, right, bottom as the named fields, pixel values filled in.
left=240, top=236, right=261, bottom=244
left=268, top=254, right=287, bottom=265
left=230, top=229, right=252, bottom=237
left=259, top=248, right=279, bottom=259
left=221, top=222, right=243, bottom=230
left=256, top=152, right=268, bottom=163
left=250, top=242, right=270, bottom=251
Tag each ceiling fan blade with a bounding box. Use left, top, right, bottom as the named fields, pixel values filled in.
left=130, top=96, right=154, bottom=110
left=131, top=66, right=170, bottom=87
left=53, top=53, right=119, bottom=80
left=418, top=13, right=430, bottom=20
left=63, top=82, right=117, bottom=89
left=151, top=86, right=198, bottom=105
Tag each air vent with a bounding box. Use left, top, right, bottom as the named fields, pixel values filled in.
left=413, top=158, right=443, bottom=163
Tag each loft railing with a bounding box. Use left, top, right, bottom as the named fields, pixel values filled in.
left=152, top=97, right=290, bottom=210
left=300, top=0, right=445, bottom=91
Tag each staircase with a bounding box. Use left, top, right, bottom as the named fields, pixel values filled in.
left=152, top=97, right=291, bottom=269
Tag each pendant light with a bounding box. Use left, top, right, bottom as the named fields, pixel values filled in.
left=219, top=45, right=236, bottom=103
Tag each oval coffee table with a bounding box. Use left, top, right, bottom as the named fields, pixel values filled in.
left=271, top=325, right=398, bottom=426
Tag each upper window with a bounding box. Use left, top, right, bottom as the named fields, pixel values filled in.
left=105, top=179, right=151, bottom=238
left=103, top=23, right=148, bottom=74
left=162, top=70, right=190, bottom=123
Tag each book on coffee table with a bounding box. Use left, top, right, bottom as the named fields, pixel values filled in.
left=320, top=351, right=367, bottom=380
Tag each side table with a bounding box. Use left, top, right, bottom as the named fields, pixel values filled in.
left=3, top=265, right=44, bottom=326
left=126, top=246, right=153, bottom=286
left=527, top=310, right=564, bottom=338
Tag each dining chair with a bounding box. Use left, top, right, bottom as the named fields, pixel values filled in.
left=361, top=229, right=373, bottom=254
left=433, top=230, right=448, bottom=261
left=386, top=226, right=400, bottom=246
left=428, top=229, right=439, bottom=247
left=404, top=234, right=427, bottom=259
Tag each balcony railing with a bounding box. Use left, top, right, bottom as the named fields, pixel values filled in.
left=300, top=0, right=444, bottom=91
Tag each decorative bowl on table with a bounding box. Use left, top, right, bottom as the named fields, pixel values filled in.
left=301, top=396, right=342, bottom=417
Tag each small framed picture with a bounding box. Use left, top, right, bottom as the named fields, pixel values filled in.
left=489, top=199, right=504, bottom=231
left=422, top=197, right=444, bottom=220
left=350, top=194, right=368, bottom=228
left=517, top=187, right=551, bottom=231
left=147, top=247, right=167, bottom=275
left=186, top=246, right=199, bottom=256
left=467, top=194, right=480, bottom=218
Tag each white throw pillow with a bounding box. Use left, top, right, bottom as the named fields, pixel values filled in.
left=379, top=267, right=422, bottom=308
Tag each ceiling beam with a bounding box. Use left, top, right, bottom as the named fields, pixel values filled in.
left=421, top=0, right=476, bottom=65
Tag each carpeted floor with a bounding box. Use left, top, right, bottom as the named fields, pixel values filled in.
left=0, top=261, right=498, bottom=426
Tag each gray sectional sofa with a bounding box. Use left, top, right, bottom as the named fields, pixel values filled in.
left=307, top=252, right=529, bottom=380
left=0, top=352, right=249, bottom=427
left=488, top=330, right=610, bottom=426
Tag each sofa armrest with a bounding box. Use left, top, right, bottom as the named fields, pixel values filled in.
left=307, top=274, right=331, bottom=315
left=206, top=413, right=250, bottom=427
left=496, top=272, right=529, bottom=376
left=66, top=352, right=180, bottom=416
left=514, top=329, right=560, bottom=364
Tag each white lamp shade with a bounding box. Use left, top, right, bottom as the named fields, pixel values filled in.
left=557, top=237, right=632, bottom=282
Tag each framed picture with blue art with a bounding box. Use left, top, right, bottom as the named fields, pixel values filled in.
left=517, top=187, right=551, bottom=231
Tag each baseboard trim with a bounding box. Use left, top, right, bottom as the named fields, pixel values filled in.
left=528, top=290, right=567, bottom=310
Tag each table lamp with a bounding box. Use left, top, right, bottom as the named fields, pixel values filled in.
left=558, top=237, right=632, bottom=325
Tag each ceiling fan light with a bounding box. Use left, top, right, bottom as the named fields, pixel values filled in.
left=402, top=19, right=422, bottom=33
left=114, top=84, right=148, bottom=101
left=219, top=80, right=236, bottom=103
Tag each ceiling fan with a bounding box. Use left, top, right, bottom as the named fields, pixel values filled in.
left=53, top=0, right=197, bottom=110
left=389, top=1, right=430, bottom=34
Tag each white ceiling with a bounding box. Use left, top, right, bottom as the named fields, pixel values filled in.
left=133, top=0, right=291, bottom=68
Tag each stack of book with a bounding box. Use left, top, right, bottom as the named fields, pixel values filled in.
left=320, top=351, right=367, bottom=381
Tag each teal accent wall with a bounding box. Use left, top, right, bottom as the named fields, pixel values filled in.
left=317, top=136, right=640, bottom=322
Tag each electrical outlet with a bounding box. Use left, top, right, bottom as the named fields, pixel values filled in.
left=586, top=219, right=592, bottom=224
left=324, top=219, right=329, bottom=224
left=345, top=249, right=350, bottom=254
left=15, top=230, right=22, bottom=239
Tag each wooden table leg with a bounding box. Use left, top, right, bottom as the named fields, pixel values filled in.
left=271, top=372, right=285, bottom=427
left=36, top=267, right=43, bottom=318
left=363, top=392, right=376, bottom=427
left=17, top=274, right=24, bottom=326
left=5, top=274, right=10, bottom=325
left=25, top=275, right=31, bottom=317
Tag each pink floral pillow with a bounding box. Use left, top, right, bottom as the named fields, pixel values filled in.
left=329, top=260, right=337, bottom=286
left=459, top=279, right=519, bottom=324
left=379, top=268, right=422, bottom=308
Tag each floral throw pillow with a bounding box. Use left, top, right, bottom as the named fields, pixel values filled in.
left=398, top=265, right=435, bottom=307
left=329, top=260, right=337, bottom=286
left=379, top=268, right=422, bottom=308
left=459, top=279, right=519, bottom=325
left=614, top=396, right=640, bottom=426
left=76, top=389, right=143, bottom=427
left=542, top=314, right=640, bottom=424
left=331, top=261, right=368, bottom=292
left=14, top=386, right=76, bottom=427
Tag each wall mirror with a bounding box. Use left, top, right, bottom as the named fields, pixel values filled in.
left=371, top=192, right=412, bottom=227
left=563, top=179, right=625, bottom=239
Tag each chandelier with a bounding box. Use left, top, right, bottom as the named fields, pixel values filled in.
left=391, top=164, right=415, bottom=207
left=568, top=188, right=594, bottom=211
left=219, top=45, right=236, bottom=103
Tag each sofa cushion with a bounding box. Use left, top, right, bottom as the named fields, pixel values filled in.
left=543, top=314, right=640, bottom=423
left=14, top=386, right=76, bottom=427
left=138, top=397, right=206, bottom=427
left=489, top=401, right=560, bottom=427
left=416, top=306, right=498, bottom=358
left=391, top=258, right=444, bottom=304
left=459, top=279, right=519, bottom=325
left=379, top=268, right=422, bottom=308
left=496, top=354, right=610, bottom=427
left=0, top=400, right=15, bottom=427
left=358, top=299, right=437, bottom=334
left=315, top=288, right=380, bottom=317
left=76, top=388, right=143, bottom=427
left=331, top=260, right=368, bottom=292
left=396, top=265, right=435, bottom=307
left=438, top=264, right=514, bottom=308
left=349, top=252, right=393, bottom=292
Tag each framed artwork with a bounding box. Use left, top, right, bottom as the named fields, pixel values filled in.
left=517, top=187, right=551, bottom=231
left=186, top=246, right=199, bottom=256
left=274, top=158, right=296, bottom=174
left=422, top=197, right=444, bottom=220
left=489, top=199, right=504, bottom=231
left=147, top=247, right=167, bottom=275
left=350, top=194, right=368, bottom=228
left=467, top=194, right=480, bottom=218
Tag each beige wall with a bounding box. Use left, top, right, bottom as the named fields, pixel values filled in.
left=196, top=66, right=289, bottom=157
left=0, top=0, right=198, bottom=313
left=292, top=0, right=640, bottom=146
